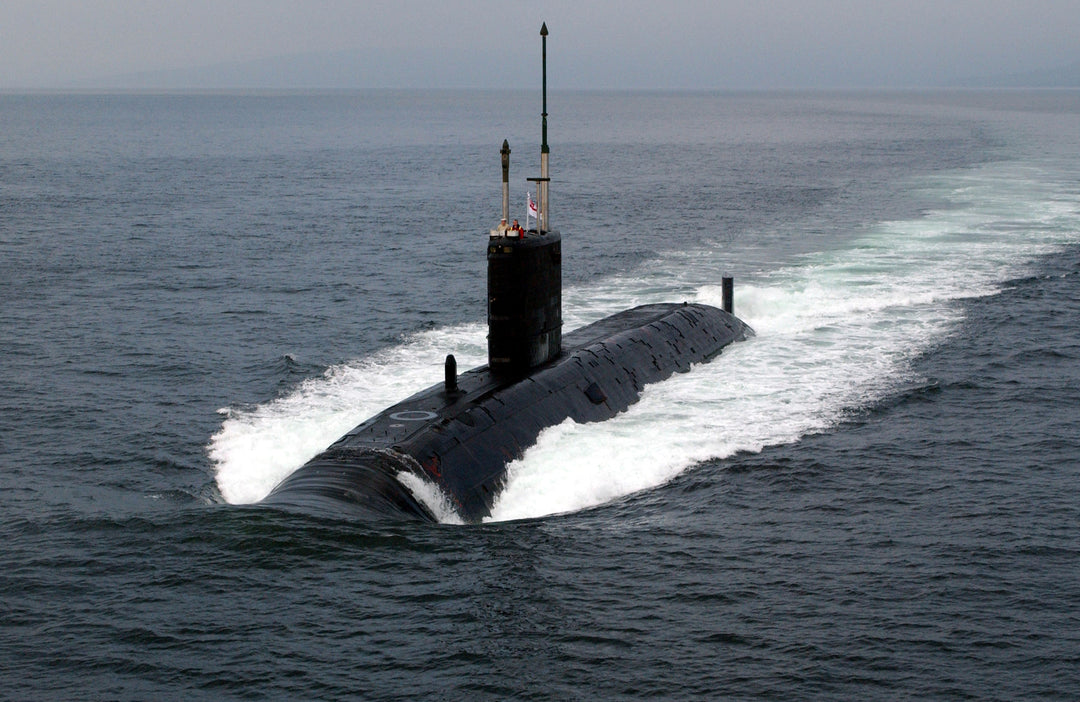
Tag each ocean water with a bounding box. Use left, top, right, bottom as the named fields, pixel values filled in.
left=2, top=89, right=1079, bottom=699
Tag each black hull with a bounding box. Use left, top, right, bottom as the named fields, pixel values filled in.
left=261, top=303, right=751, bottom=522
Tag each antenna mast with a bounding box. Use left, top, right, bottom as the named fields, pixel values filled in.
left=539, top=22, right=550, bottom=233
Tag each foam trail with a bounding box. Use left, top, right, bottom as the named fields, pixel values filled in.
left=210, top=162, right=1079, bottom=521
left=488, top=163, right=1080, bottom=521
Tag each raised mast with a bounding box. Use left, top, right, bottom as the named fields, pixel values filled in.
left=539, top=22, right=550, bottom=233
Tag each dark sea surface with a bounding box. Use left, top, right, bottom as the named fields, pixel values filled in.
left=2, top=89, right=1079, bottom=699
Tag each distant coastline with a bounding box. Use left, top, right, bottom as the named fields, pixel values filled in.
left=30, top=51, right=1080, bottom=93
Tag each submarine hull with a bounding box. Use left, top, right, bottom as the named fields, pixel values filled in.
left=258, top=26, right=751, bottom=523
left=261, top=302, right=751, bottom=523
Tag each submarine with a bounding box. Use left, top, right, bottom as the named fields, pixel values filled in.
left=261, top=23, right=752, bottom=523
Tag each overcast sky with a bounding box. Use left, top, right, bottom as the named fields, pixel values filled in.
left=3, top=0, right=1079, bottom=89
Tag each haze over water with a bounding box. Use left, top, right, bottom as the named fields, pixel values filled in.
left=2, top=89, right=1079, bottom=699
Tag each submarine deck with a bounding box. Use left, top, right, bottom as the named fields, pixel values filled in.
left=332, top=303, right=739, bottom=452
left=263, top=302, right=749, bottom=521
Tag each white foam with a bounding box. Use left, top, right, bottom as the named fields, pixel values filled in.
left=396, top=472, right=465, bottom=525
left=210, top=324, right=487, bottom=504
left=487, top=162, right=1080, bottom=521
left=210, top=161, right=1080, bottom=521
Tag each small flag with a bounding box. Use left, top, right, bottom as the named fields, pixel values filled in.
left=527, top=192, right=538, bottom=220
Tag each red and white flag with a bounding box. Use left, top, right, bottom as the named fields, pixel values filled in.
left=527, top=192, right=538, bottom=220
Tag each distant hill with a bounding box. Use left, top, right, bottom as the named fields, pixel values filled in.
left=953, top=60, right=1080, bottom=88
left=71, top=47, right=534, bottom=91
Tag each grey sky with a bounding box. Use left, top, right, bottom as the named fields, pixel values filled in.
left=3, top=0, right=1079, bottom=89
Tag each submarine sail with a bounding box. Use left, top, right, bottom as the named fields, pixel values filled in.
left=260, top=23, right=752, bottom=523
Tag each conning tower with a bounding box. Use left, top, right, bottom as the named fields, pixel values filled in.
left=487, top=22, right=562, bottom=376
